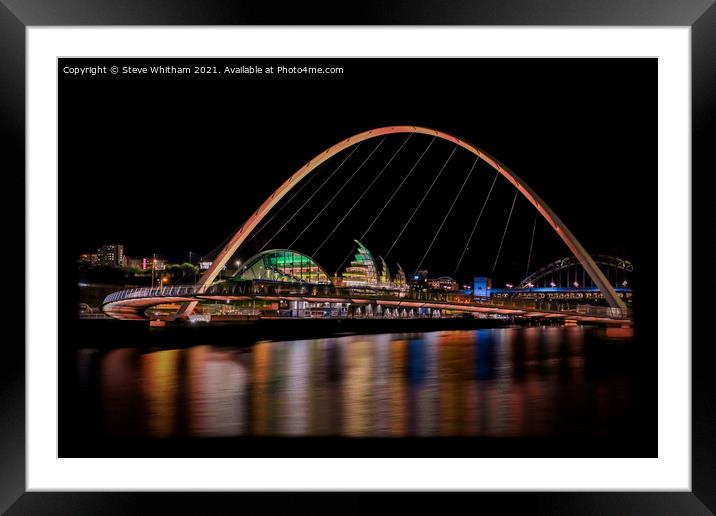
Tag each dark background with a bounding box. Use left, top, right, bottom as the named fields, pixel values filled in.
left=60, top=58, right=654, bottom=286
left=58, top=57, right=657, bottom=458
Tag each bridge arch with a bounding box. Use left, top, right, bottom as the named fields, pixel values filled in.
left=517, top=255, right=633, bottom=290
left=179, top=126, right=626, bottom=316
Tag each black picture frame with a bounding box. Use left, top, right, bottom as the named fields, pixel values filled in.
left=2, top=1, right=713, bottom=513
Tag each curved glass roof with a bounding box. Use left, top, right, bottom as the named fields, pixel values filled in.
left=342, top=240, right=379, bottom=287
left=340, top=240, right=408, bottom=291
left=235, top=249, right=331, bottom=285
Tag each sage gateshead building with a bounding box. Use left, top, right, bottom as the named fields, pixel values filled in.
left=339, top=240, right=407, bottom=291
left=233, top=241, right=407, bottom=292
left=235, top=249, right=332, bottom=285
left=208, top=242, right=410, bottom=318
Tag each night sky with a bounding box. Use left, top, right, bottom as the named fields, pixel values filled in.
left=59, top=58, right=655, bottom=287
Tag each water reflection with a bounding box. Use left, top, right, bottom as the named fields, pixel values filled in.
left=81, top=327, right=634, bottom=438
left=141, top=349, right=181, bottom=438
left=343, top=339, right=373, bottom=436
left=101, top=348, right=141, bottom=437
left=186, top=346, right=247, bottom=437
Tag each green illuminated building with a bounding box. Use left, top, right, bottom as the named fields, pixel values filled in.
left=235, top=249, right=331, bottom=284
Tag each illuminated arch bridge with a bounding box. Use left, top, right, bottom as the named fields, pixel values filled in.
left=101, top=126, right=632, bottom=324
left=490, top=255, right=634, bottom=304
left=516, top=254, right=633, bottom=291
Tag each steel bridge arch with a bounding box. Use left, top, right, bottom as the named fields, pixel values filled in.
left=177, top=126, right=626, bottom=317
left=517, top=255, right=633, bottom=289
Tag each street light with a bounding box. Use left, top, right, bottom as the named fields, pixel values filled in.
left=151, top=252, right=156, bottom=289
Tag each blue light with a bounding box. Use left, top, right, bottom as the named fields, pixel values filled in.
left=473, top=276, right=490, bottom=297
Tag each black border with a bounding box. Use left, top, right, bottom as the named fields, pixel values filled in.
left=2, top=1, right=714, bottom=513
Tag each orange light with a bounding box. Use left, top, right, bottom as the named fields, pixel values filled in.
left=162, top=277, right=169, bottom=283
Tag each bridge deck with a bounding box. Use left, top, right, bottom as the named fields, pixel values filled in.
left=100, top=283, right=632, bottom=324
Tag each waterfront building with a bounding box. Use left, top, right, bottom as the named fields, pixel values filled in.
left=125, top=256, right=143, bottom=269
left=427, top=276, right=459, bottom=291
left=394, top=264, right=407, bottom=289
left=342, top=240, right=380, bottom=287
left=235, top=249, right=331, bottom=284
left=379, top=257, right=392, bottom=288
left=473, top=276, right=491, bottom=298
left=96, top=244, right=124, bottom=268
left=141, top=256, right=166, bottom=271
left=78, top=253, right=99, bottom=266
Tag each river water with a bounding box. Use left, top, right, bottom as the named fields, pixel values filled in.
left=72, top=326, right=639, bottom=440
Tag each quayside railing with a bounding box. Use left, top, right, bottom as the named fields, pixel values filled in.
left=102, top=281, right=632, bottom=320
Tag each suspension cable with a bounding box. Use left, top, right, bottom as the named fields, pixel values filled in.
left=491, top=190, right=519, bottom=276
left=204, top=163, right=329, bottom=261
left=217, top=158, right=331, bottom=272
left=525, top=211, right=538, bottom=278
left=335, top=244, right=357, bottom=277
left=414, top=156, right=479, bottom=274
left=288, top=137, right=386, bottom=250
left=385, top=144, right=458, bottom=260
left=333, top=136, right=437, bottom=275
left=313, top=133, right=412, bottom=257
left=258, top=143, right=362, bottom=253
left=453, top=169, right=499, bottom=275
left=248, top=160, right=327, bottom=244
left=200, top=224, right=238, bottom=262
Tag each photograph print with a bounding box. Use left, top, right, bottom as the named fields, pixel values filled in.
left=59, top=57, right=656, bottom=458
